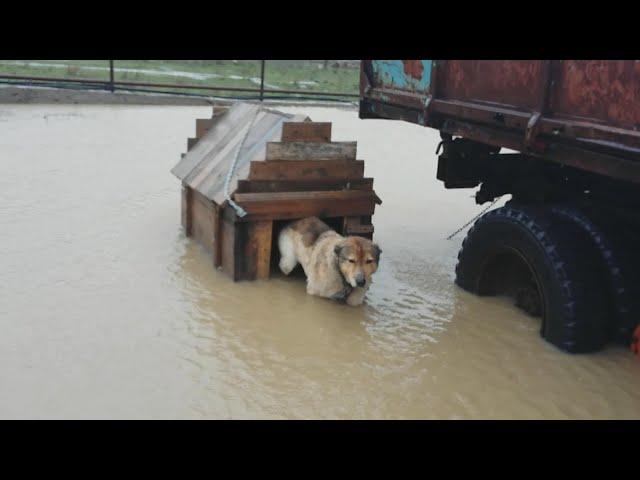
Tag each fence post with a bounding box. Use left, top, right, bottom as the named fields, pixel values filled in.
left=259, top=60, right=265, bottom=102
left=109, top=60, right=115, bottom=92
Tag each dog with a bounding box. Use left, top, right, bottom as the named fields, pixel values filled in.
left=278, top=217, right=381, bottom=306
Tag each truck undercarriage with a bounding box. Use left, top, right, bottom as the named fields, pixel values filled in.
left=359, top=60, right=640, bottom=354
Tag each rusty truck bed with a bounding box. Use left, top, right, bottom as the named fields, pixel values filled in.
left=359, top=60, right=640, bottom=184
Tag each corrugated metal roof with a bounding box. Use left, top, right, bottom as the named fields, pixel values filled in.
left=171, top=102, right=307, bottom=204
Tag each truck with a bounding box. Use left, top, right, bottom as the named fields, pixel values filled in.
left=359, top=60, right=640, bottom=354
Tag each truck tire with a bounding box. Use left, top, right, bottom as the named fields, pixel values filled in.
left=455, top=204, right=609, bottom=353
left=550, top=205, right=640, bottom=346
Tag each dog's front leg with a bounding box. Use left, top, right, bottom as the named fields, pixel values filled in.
left=345, top=284, right=369, bottom=306
left=329, top=286, right=351, bottom=302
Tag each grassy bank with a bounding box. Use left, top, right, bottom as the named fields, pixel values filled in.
left=0, top=60, right=360, bottom=99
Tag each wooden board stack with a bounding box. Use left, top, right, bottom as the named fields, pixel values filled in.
left=173, top=103, right=381, bottom=282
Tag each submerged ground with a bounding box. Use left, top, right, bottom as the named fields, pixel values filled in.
left=1, top=103, right=638, bottom=419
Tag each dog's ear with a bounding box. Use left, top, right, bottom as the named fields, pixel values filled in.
left=334, top=244, right=343, bottom=257
left=372, top=243, right=382, bottom=262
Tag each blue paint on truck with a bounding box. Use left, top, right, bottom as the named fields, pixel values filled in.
left=371, top=60, right=432, bottom=92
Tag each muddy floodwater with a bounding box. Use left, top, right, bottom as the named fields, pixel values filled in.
left=1, top=103, right=639, bottom=419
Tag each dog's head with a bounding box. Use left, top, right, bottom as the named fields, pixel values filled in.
left=334, top=236, right=382, bottom=288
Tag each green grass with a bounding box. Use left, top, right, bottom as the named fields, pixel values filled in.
left=0, top=60, right=360, bottom=99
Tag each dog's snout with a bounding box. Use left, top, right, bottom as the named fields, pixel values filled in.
left=355, top=273, right=366, bottom=287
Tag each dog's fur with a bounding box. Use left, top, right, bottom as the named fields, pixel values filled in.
left=278, top=217, right=381, bottom=306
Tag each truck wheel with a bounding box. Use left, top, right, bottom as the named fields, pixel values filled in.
left=550, top=205, right=640, bottom=346
left=455, top=204, right=608, bottom=353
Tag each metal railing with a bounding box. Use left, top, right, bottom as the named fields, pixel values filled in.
left=0, top=60, right=360, bottom=102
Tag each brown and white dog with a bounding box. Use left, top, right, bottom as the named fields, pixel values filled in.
left=278, top=217, right=381, bottom=306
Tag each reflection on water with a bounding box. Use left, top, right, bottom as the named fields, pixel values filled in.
left=1, top=104, right=638, bottom=419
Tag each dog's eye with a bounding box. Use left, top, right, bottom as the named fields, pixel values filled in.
left=366, top=259, right=373, bottom=264
left=348, top=259, right=356, bottom=263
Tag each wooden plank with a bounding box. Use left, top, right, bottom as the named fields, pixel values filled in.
left=221, top=217, right=237, bottom=279
left=281, top=122, right=331, bottom=142
left=265, top=141, right=356, bottom=161
left=213, top=205, right=222, bottom=268
left=191, top=191, right=216, bottom=253
left=343, top=216, right=374, bottom=236
left=196, top=118, right=214, bottom=138
left=234, top=223, right=252, bottom=280
left=343, top=216, right=356, bottom=235
left=234, top=205, right=375, bottom=223
left=233, top=190, right=376, bottom=220
left=249, top=160, right=364, bottom=181
left=209, top=206, right=217, bottom=266
left=234, top=190, right=374, bottom=203
left=213, top=105, right=230, bottom=116
left=346, top=224, right=374, bottom=235
left=234, top=222, right=252, bottom=281
left=236, top=177, right=374, bottom=193
left=247, top=221, right=273, bottom=280
left=181, top=184, right=193, bottom=236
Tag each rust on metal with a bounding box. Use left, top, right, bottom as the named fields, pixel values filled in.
left=435, top=60, right=545, bottom=109
left=552, top=61, right=640, bottom=129
left=403, top=60, right=425, bottom=79
left=360, top=60, right=640, bottom=183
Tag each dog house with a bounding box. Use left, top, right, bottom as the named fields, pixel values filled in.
left=171, top=102, right=382, bottom=281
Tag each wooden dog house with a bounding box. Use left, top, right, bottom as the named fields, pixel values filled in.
left=172, top=102, right=381, bottom=281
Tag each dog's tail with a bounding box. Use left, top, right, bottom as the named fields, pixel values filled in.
left=278, top=228, right=298, bottom=275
